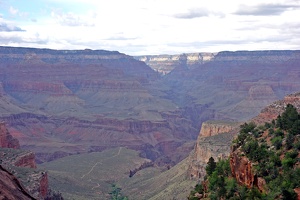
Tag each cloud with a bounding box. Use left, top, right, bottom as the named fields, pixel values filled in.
left=173, top=8, right=224, bottom=19
left=0, top=22, right=25, bottom=32
left=105, top=36, right=138, bottom=41
left=51, top=10, right=95, bottom=27
left=234, top=4, right=299, bottom=16
left=0, top=34, right=48, bottom=45
left=9, top=6, right=18, bottom=15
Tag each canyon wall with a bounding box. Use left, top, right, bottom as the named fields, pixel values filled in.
left=1, top=47, right=300, bottom=167
left=0, top=122, right=48, bottom=199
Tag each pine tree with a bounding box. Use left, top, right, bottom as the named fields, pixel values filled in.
left=206, top=157, right=217, bottom=176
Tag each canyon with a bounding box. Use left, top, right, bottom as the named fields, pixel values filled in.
left=0, top=47, right=299, bottom=165
left=0, top=46, right=300, bottom=199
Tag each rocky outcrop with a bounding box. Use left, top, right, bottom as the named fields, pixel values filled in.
left=0, top=122, right=20, bottom=149
left=0, top=148, right=48, bottom=199
left=229, top=92, right=300, bottom=194
left=230, top=149, right=254, bottom=188
left=14, top=151, right=37, bottom=168
left=229, top=148, right=266, bottom=192
left=294, top=188, right=300, bottom=200
left=253, top=92, right=300, bottom=124
left=0, top=165, right=36, bottom=200
left=199, top=121, right=238, bottom=138
left=0, top=123, right=48, bottom=199
left=188, top=121, right=238, bottom=179
left=26, top=171, right=48, bottom=199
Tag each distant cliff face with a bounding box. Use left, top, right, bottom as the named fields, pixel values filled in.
left=135, top=53, right=217, bottom=74
left=162, top=50, right=300, bottom=122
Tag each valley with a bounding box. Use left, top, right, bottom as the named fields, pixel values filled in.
left=0, top=46, right=300, bottom=199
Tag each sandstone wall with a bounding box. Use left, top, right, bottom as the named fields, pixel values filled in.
left=188, top=121, right=238, bottom=179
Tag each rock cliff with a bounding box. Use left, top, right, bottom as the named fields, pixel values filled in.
left=0, top=123, right=48, bottom=199
left=199, top=121, right=238, bottom=138
left=188, top=121, right=238, bottom=179
left=0, top=165, right=35, bottom=200
left=229, top=92, right=300, bottom=195
left=189, top=92, right=300, bottom=182
left=135, top=52, right=216, bottom=74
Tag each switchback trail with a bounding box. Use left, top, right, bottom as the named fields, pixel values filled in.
left=80, top=147, right=123, bottom=179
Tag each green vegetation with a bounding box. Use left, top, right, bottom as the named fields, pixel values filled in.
left=109, top=184, right=128, bottom=200
left=189, top=104, right=300, bottom=200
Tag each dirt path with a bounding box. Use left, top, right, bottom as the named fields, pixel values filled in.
left=80, top=147, right=122, bottom=179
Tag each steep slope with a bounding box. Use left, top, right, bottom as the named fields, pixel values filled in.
left=0, top=123, right=48, bottom=199
left=188, top=92, right=300, bottom=181
left=188, top=121, right=239, bottom=180
left=188, top=92, right=300, bottom=199
left=0, top=165, right=35, bottom=200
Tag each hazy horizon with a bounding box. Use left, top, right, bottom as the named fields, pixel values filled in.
left=1, top=0, right=300, bottom=55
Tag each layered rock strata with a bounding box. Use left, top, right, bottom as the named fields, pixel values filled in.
left=0, top=123, right=48, bottom=199
left=188, top=121, right=239, bottom=179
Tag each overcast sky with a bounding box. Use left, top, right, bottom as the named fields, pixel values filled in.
left=0, top=0, right=299, bottom=55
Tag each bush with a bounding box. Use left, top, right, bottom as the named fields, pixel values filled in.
left=282, top=158, right=295, bottom=170
left=271, top=136, right=282, bottom=150
left=240, top=122, right=256, bottom=134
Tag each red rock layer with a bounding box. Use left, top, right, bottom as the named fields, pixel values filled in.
left=14, top=152, right=37, bottom=169
left=0, top=165, right=35, bottom=200
left=0, top=122, right=20, bottom=149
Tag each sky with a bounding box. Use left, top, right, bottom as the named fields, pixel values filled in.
left=0, top=0, right=300, bottom=55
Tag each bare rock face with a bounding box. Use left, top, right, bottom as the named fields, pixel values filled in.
left=199, top=121, right=238, bottom=138
left=294, top=188, right=300, bottom=200
left=0, top=123, right=48, bottom=199
left=229, top=148, right=266, bottom=192
left=13, top=151, right=37, bottom=168
left=0, top=165, right=35, bottom=200
left=188, top=121, right=238, bottom=179
left=0, top=122, right=20, bottom=149
left=230, top=149, right=255, bottom=188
